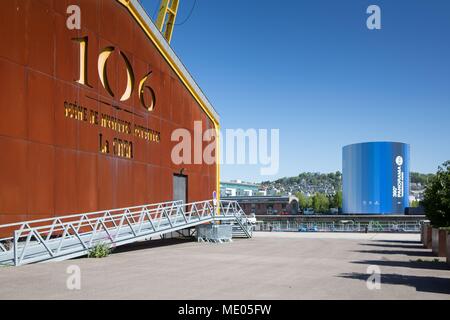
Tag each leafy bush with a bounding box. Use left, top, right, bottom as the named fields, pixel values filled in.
left=88, top=242, right=111, bottom=258
left=422, top=161, right=450, bottom=227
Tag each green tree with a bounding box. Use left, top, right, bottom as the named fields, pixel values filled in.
left=422, top=161, right=450, bottom=227
left=295, top=192, right=312, bottom=210
left=312, top=193, right=329, bottom=213
left=330, top=191, right=342, bottom=209
left=410, top=172, right=435, bottom=186
left=306, top=196, right=313, bottom=209
left=410, top=200, right=420, bottom=208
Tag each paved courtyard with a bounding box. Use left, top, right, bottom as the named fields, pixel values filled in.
left=0, top=232, right=449, bottom=299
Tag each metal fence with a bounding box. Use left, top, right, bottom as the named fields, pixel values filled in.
left=255, top=220, right=422, bottom=233
left=196, top=224, right=233, bottom=243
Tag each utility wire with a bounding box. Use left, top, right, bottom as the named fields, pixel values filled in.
left=175, top=0, right=197, bottom=26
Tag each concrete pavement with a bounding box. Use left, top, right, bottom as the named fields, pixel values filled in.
left=0, top=232, right=449, bottom=299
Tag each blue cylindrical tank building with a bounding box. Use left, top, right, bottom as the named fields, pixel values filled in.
left=342, top=142, right=410, bottom=214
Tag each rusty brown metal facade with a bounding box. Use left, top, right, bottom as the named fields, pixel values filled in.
left=0, top=0, right=218, bottom=230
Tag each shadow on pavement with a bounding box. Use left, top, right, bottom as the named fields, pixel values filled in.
left=373, top=240, right=421, bottom=244
left=70, top=238, right=195, bottom=261
left=338, top=272, right=450, bottom=295
left=351, top=259, right=450, bottom=271
left=359, top=243, right=426, bottom=250
left=353, top=249, right=435, bottom=257
left=111, top=238, right=195, bottom=254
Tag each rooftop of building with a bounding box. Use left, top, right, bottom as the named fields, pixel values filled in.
left=222, top=195, right=298, bottom=202
left=220, top=181, right=260, bottom=188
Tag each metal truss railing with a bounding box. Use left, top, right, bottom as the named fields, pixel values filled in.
left=0, top=200, right=252, bottom=266
left=255, top=220, right=422, bottom=233
left=219, top=201, right=253, bottom=238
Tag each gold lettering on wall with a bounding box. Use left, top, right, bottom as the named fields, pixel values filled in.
left=113, top=138, right=133, bottom=159
left=98, top=47, right=115, bottom=97
left=119, top=51, right=135, bottom=102
left=89, top=110, right=99, bottom=125
left=70, top=35, right=161, bottom=160
left=138, top=71, right=156, bottom=111
left=100, top=114, right=132, bottom=134
left=74, top=36, right=156, bottom=111
left=99, top=133, right=110, bottom=154
left=73, top=37, right=91, bottom=87
left=64, top=101, right=88, bottom=121
left=64, top=101, right=160, bottom=160
left=134, top=124, right=160, bottom=142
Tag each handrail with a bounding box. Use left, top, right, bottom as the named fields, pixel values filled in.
left=0, top=199, right=252, bottom=266
left=0, top=200, right=186, bottom=243
left=0, top=200, right=183, bottom=230
left=219, top=201, right=253, bottom=238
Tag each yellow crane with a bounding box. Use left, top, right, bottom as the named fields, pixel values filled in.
left=155, top=0, right=180, bottom=44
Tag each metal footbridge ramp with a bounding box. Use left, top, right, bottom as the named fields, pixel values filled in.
left=0, top=200, right=253, bottom=266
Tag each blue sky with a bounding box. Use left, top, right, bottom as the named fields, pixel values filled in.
left=142, top=0, right=450, bottom=182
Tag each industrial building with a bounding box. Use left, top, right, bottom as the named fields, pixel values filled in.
left=342, top=141, right=410, bottom=214
left=224, top=196, right=300, bottom=215
left=220, top=181, right=260, bottom=197
left=0, top=0, right=257, bottom=267
left=0, top=0, right=219, bottom=229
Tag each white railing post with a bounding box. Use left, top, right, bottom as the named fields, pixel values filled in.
left=13, top=230, right=18, bottom=266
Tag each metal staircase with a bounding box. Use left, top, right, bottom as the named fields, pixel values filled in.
left=218, top=201, right=253, bottom=238
left=0, top=200, right=253, bottom=266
